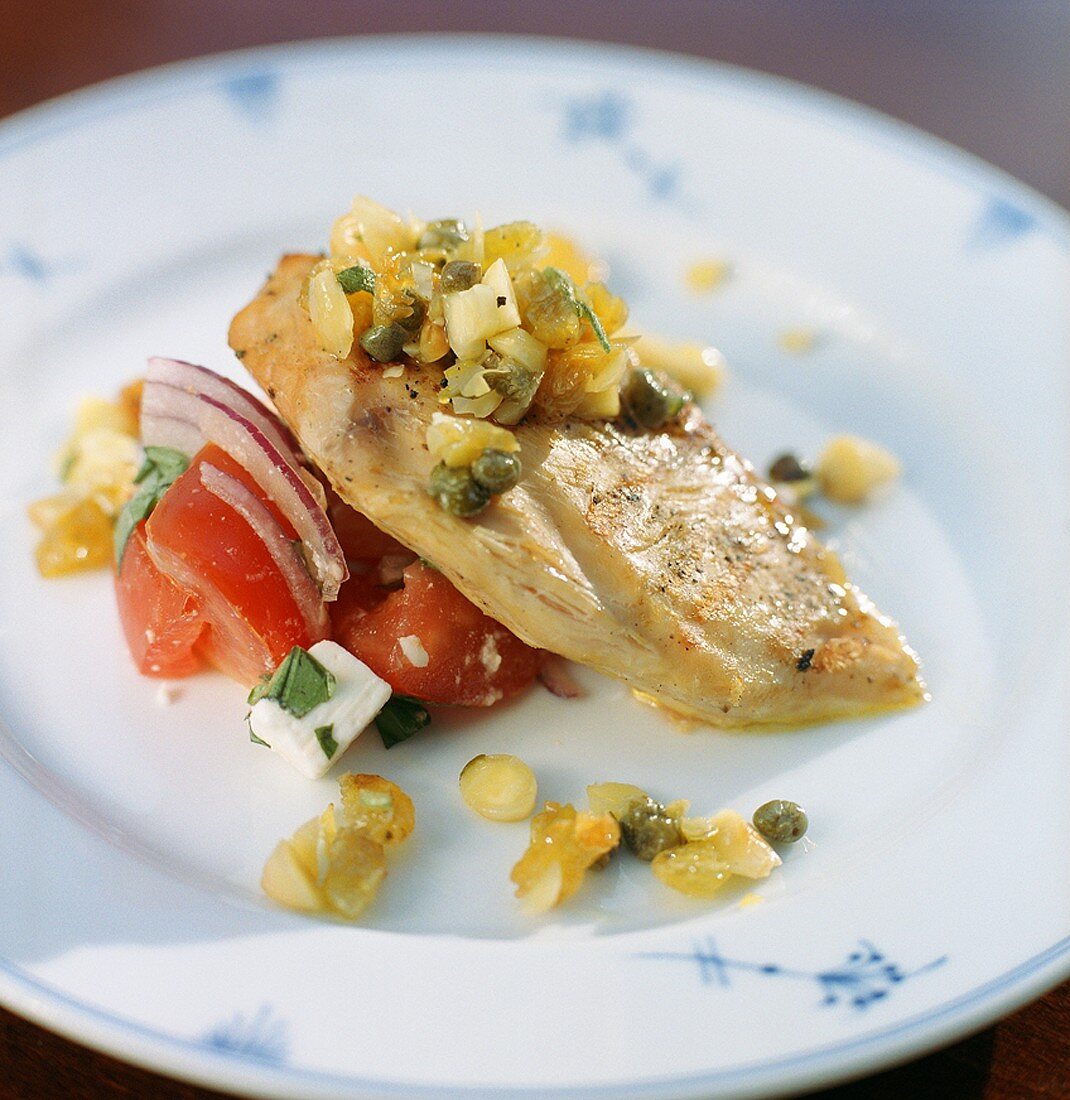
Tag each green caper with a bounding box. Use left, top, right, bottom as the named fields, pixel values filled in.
left=471, top=449, right=521, bottom=495
left=618, top=797, right=683, bottom=861
left=487, top=363, right=539, bottom=403
left=428, top=462, right=491, bottom=517
left=359, top=324, right=408, bottom=363
left=418, top=218, right=469, bottom=252
left=521, top=269, right=582, bottom=347
left=621, top=368, right=687, bottom=429
left=768, top=453, right=810, bottom=483
left=440, top=260, right=482, bottom=294
left=752, top=800, right=808, bottom=844
left=396, top=294, right=426, bottom=334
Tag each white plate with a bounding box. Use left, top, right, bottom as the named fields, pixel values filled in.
left=2, top=36, right=1068, bottom=1100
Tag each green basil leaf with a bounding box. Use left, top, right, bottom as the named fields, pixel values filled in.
left=114, top=446, right=190, bottom=568
left=247, top=675, right=272, bottom=706
left=336, top=265, right=377, bottom=295
left=137, top=446, right=189, bottom=486
left=112, top=489, right=156, bottom=568
left=247, top=719, right=270, bottom=748
left=315, top=724, right=339, bottom=759
left=375, top=695, right=431, bottom=749
left=252, top=646, right=336, bottom=718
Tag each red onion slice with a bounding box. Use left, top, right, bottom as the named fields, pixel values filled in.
left=199, top=462, right=329, bottom=639
left=537, top=653, right=585, bottom=699
left=141, top=380, right=348, bottom=600
left=147, top=357, right=302, bottom=467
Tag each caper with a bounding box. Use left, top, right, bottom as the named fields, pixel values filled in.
left=621, top=368, right=687, bottom=429
left=396, top=294, right=426, bottom=334
left=618, top=797, right=683, bottom=861
left=417, top=218, right=469, bottom=252
left=521, top=269, right=582, bottom=347
left=359, top=324, right=408, bottom=363
left=768, top=453, right=810, bottom=483
left=440, top=260, right=482, bottom=294
left=487, top=363, right=538, bottom=403
left=752, top=800, right=808, bottom=844
left=471, top=449, right=521, bottom=495
left=428, top=462, right=491, bottom=517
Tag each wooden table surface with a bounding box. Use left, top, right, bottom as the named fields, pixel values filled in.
left=3, top=2, right=1068, bottom=1098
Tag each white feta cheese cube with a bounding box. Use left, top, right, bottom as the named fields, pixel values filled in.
left=248, top=641, right=392, bottom=779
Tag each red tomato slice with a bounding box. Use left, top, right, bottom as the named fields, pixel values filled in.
left=146, top=443, right=328, bottom=685
left=328, top=496, right=410, bottom=561
left=332, top=561, right=538, bottom=706
left=114, top=522, right=206, bottom=678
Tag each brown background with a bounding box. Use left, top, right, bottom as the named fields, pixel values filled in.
left=2, top=2, right=1068, bottom=1098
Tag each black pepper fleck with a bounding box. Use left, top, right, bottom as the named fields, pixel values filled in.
left=796, top=648, right=815, bottom=672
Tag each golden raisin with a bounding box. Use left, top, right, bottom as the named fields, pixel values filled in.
left=585, top=282, right=628, bottom=335
left=532, top=348, right=590, bottom=420
left=34, top=497, right=113, bottom=577
left=652, top=840, right=733, bottom=898
left=320, top=827, right=388, bottom=920
left=339, top=773, right=415, bottom=848
left=510, top=802, right=620, bottom=912
left=483, top=221, right=546, bottom=272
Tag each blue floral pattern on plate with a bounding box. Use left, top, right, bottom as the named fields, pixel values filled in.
left=2, top=243, right=56, bottom=284
left=203, top=1004, right=288, bottom=1063
left=968, top=195, right=1039, bottom=249
left=640, top=938, right=947, bottom=1011
left=560, top=90, right=695, bottom=210
left=221, top=71, right=280, bottom=123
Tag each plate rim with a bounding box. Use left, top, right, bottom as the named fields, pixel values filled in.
left=3, top=935, right=1069, bottom=1100
left=2, top=32, right=1069, bottom=1100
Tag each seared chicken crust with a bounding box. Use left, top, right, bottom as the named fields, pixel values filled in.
left=230, top=254, right=924, bottom=728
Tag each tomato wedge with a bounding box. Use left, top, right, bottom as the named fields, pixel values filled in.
left=145, top=443, right=328, bottom=685
left=328, top=496, right=410, bottom=562
left=114, top=522, right=205, bottom=678
left=332, top=561, right=538, bottom=706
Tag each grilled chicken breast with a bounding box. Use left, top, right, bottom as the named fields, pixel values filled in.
left=229, top=254, right=924, bottom=728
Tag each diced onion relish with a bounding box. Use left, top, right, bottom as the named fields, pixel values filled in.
left=451, top=390, right=504, bottom=419
left=319, top=198, right=727, bottom=425
left=426, top=412, right=519, bottom=468
left=486, top=328, right=549, bottom=424
left=633, top=331, right=725, bottom=397
left=573, top=385, right=621, bottom=420
left=444, top=358, right=494, bottom=399
left=330, top=195, right=416, bottom=267
left=483, top=221, right=546, bottom=272
left=417, top=218, right=469, bottom=252
left=307, top=260, right=355, bottom=359
left=443, top=284, right=502, bottom=360
left=488, top=327, right=548, bottom=375
left=480, top=258, right=522, bottom=330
